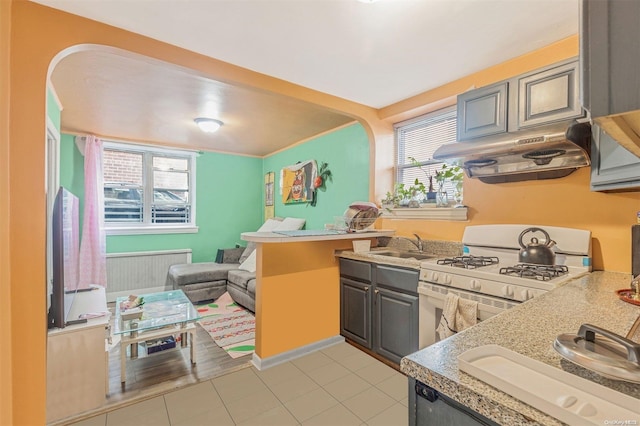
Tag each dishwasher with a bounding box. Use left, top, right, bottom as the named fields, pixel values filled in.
left=410, top=379, right=499, bottom=426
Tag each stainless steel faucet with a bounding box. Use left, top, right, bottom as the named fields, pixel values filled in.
left=413, top=233, right=424, bottom=252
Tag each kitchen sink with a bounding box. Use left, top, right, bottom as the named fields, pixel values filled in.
left=368, top=250, right=435, bottom=261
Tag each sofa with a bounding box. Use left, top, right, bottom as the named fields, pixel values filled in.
left=166, top=217, right=305, bottom=312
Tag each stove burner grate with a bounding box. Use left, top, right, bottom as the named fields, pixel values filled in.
left=499, top=264, right=569, bottom=281
left=437, top=255, right=500, bottom=269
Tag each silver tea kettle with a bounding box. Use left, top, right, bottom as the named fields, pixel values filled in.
left=518, top=227, right=556, bottom=265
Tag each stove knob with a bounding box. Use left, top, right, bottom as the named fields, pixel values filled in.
left=443, top=274, right=452, bottom=284
left=430, top=272, right=439, bottom=282
left=501, top=285, right=514, bottom=298
left=521, top=289, right=532, bottom=300
left=470, top=279, right=481, bottom=290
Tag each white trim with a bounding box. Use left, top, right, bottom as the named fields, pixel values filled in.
left=46, top=81, right=64, bottom=111
left=251, top=335, right=345, bottom=371
left=381, top=206, right=468, bottom=221
left=105, top=225, right=198, bottom=236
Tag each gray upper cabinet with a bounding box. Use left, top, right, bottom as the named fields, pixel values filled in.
left=517, top=61, right=581, bottom=129
left=457, top=58, right=583, bottom=141
left=590, top=123, right=640, bottom=191
left=581, top=0, right=640, bottom=118
left=457, top=82, right=508, bottom=141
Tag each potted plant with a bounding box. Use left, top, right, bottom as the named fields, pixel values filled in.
left=435, top=163, right=464, bottom=207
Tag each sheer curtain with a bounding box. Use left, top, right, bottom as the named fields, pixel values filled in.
left=77, top=135, right=107, bottom=288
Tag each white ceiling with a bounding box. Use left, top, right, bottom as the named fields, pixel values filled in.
left=35, top=0, right=580, bottom=155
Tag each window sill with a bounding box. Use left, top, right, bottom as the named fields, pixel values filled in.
left=380, top=205, right=468, bottom=221
left=105, top=225, right=199, bottom=236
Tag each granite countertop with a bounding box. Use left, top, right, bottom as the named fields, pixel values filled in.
left=400, top=271, right=640, bottom=425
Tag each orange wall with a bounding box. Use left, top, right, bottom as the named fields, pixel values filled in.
left=379, top=35, right=640, bottom=274
left=1, top=0, right=13, bottom=424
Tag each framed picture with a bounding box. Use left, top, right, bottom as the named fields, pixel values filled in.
left=265, top=172, right=274, bottom=219
left=281, top=160, right=317, bottom=204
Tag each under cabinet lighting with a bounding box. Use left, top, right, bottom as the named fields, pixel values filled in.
left=194, top=117, right=223, bottom=133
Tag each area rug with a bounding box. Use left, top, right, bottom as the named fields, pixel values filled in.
left=196, top=292, right=255, bottom=358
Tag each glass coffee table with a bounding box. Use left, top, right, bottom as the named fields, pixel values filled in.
left=114, top=289, right=200, bottom=384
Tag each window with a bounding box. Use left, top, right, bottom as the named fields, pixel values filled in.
left=103, top=142, right=196, bottom=234
left=395, top=106, right=457, bottom=196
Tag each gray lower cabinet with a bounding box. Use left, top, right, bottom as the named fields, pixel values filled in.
left=339, top=258, right=419, bottom=365
left=373, top=286, right=419, bottom=365
left=590, top=123, right=640, bottom=191
left=340, top=276, right=372, bottom=348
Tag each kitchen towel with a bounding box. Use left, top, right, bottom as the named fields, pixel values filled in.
left=436, top=293, right=479, bottom=340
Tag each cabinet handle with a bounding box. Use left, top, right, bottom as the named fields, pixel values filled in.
left=364, top=286, right=369, bottom=292
left=374, top=289, right=379, bottom=294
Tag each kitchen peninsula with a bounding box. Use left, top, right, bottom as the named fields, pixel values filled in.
left=401, top=271, right=640, bottom=425
left=241, top=229, right=394, bottom=369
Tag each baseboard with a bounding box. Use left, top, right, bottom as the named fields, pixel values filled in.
left=251, top=335, right=345, bottom=370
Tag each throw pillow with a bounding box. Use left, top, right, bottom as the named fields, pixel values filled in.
left=239, top=217, right=284, bottom=263
left=274, top=217, right=306, bottom=231
left=238, top=250, right=256, bottom=273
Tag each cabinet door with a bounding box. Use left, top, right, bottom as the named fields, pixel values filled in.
left=340, top=277, right=372, bottom=349
left=591, top=124, right=640, bottom=191
left=517, top=60, right=582, bottom=129
left=373, top=287, right=419, bottom=365
left=457, top=82, right=508, bottom=141
left=582, top=0, right=640, bottom=117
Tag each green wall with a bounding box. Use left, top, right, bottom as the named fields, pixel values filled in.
left=59, top=134, right=263, bottom=263
left=46, top=87, right=61, bottom=129
left=263, top=123, right=370, bottom=229
left=58, top=122, right=370, bottom=261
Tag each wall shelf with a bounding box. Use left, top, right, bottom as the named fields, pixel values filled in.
left=381, top=206, right=468, bottom=221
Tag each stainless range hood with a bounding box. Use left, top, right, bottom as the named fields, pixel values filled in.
left=433, top=122, right=592, bottom=183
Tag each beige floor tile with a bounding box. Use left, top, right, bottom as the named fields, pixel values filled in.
left=68, top=414, right=106, bottom=426
left=224, top=386, right=282, bottom=424
left=170, top=407, right=235, bottom=426
left=236, top=405, right=300, bottom=426
left=306, top=361, right=351, bottom=386
left=268, top=373, right=320, bottom=403
left=399, top=396, right=408, bottom=407
left=353, top=361, right=398, bottom=385
left=335, top=349, right=378, bottom=372
left=284, top=387, right=339, bottom=422
left=321, top=342, right=362, bottom=361
left=342, top=387, right=396, bottom=421
left=213, top=368, right=268, bottom=403
left=301, top=403, right=362, bottom=426
left=106, top=396, right=170, bottom=426
left=253, top=361, right=305, bottom=387
left=365, top=402, right=408, bottom=426
left=322, top=373, right=372, bottom=402
left=164, top=381, right=225, bottom=422
left=375, top=373, right=408, bottom=401
left=291, top=350, right=334, bottom=373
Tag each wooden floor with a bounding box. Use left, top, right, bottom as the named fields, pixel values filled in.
left=66, top=318, right=253, bottom=424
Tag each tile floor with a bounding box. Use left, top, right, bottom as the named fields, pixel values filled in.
left=70, top=342, right=408, bottom=426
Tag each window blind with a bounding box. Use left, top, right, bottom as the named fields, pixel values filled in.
left=395, top=107, right=457, bottom=195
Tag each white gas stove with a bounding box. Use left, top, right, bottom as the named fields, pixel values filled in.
left=418, top=224, right=592, bottom=347
left=420, top=224, right=592, bottom=303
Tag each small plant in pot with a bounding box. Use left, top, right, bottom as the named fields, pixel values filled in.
left=435, top=163, right=464, bottom=207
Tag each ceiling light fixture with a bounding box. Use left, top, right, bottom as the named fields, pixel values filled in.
left=194, top=117, right=223, bottom=133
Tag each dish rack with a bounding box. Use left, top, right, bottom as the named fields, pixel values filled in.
left=334, top=210, right=381, bottom=232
